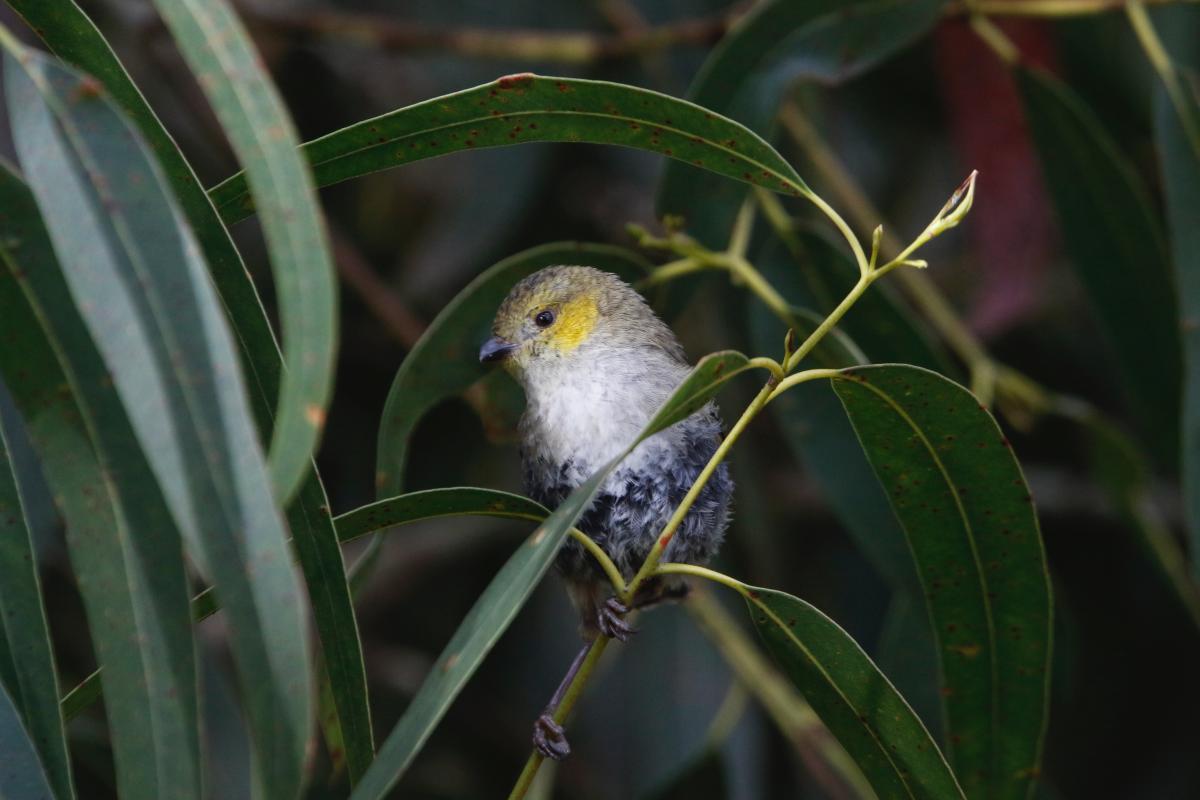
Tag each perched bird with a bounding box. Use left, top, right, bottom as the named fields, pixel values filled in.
left=479, top=265, right=733, bottom=759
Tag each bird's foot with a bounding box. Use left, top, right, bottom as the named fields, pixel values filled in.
left=596, top=596, right=636, bottom=642
left=532, top=713, right=571, bottom=760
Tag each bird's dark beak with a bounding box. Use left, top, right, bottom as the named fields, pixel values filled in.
left=479, top=335, right=518, bottom=364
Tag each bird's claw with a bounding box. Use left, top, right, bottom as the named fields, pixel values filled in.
left=533, top=713, right=571, bottom=760
left=597, top=597, right=636, bottom=642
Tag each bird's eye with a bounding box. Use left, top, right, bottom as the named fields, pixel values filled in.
left=534, top=309, right=556, bottom=328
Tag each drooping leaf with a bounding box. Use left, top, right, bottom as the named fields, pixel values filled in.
left=376, top=242, right=650, bottom=495
left=833, top=365, right=1052, bottom=800
left=876, top=591, right=944, bottom=743
left=5, top=8, right=371, bottom=771
left=5, top=0, right=285, bottom=440
left=209, top=74, right=812, bottom=224
left=1016, top=66, right=1180, bottom=465
left=1149, top=10, right=1200, bottom=577
left=0, top=163, right=200, bottom=800
left=336, top=488, right=549, bottom=543
left=744, top=585, right=964, bottom=800
left=0, top=680, right=55, bottom=800
left=0, top=401, right=73, bottom=799
left=3, top=45, right=311, bottom=799
left=351, top=353, right=770, bottom=798
left=150, top=0, right=338, bottom=504
left=657, top=0, right=946, bottom=248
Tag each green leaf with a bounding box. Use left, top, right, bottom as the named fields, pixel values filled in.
left=288, top=477, right=373, bottom=786
left=4, top=0, right=285, bottom=441
left=0, top=164, right=201, bottom=799
left=3, top=45, right=311, bottom=799
left=1150, top=31, right=1200, bottom=578
left=1015, top=66, right=1180, bottom=465
left=352, top=352, right=765, bottom=798
left=745, top=585, right=963, bottom=800
left=876, top=592, right=944, bottom=742
left=657, top=0, right=945, bottom=247
left=0, top=405, right=73, bottom=799
left=0, top=681, right=54, bottom=800
left=4, top=11, right=371, bottom=769
left=150, top=0, right=338, bottom=503
left=209, top=74, right=811, bottom=225
left=645, top=351, right=757, bottom=433
left=336, top=488, right=549, bottom=543
left=833, top=365, right=1052, bottom=800
left=377, top=242, right=650, bottom=495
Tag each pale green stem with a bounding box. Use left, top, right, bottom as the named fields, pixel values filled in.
left=569, top=529, right=625, bottom=595
left=969, top=12, right=1021, bottom=64
left=727, top=196, right=757, bottom=258
left=507, top=637, right=610, bottom=800
left=784, top=276, right=870, bottom=372
left=961, top=0, right=1193, bottom=15
left=639, top=256, right=708, bottom=287
left=769, top=368, right=843, bottom=400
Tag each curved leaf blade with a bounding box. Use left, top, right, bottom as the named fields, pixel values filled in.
left=0, top=681, right=55, bottom=800
left=745, top=585, right=963, bottom=800
left=1150, top=20, right=1200, bottom=576
left=0, top=164, right=200, bottom=800
left=210, top=74, right=810, bottom=224
left=5, top=7, right=369, bottom=773
left=833, top=365, right=1052, bottom=800
left=0, top=403, right=73, bottom=799
left=1016, top=66, right=1180, bottom=465
left=3, top=45, right=311, bottom=798
left=5, top=0, right=285, bottom=441
left=150, top=0, right=338, bottom=503
left=377, top=242, right=650, bottom=494
left=336, top=488, right=548, bottom=543
left=657, top=0, right=945, bottom=247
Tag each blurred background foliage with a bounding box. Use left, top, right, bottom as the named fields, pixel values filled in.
left=1, top=0, right=1198, bottom=798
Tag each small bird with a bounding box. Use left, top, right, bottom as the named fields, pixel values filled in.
left=480, top=265, right=733, bottom=760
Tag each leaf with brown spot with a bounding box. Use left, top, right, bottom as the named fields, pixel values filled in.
left=833, top=365, right=1052, bottom=800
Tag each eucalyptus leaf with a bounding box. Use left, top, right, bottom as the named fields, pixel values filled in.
left=5, top=0, right=285, bottom=440
left=1016, top=66, right=1180, bottom=466
left=3, top=45, right=310, bottom=799
left=1150, top=32, right=1200, bottom=578
left=150, top=0, right=338, bottom=504
left=0, top=404, right=73, bottom=799
left=5, top=7, right=372, bottom=770
left=209, top=74, right=811, bottom=224
left=745, top=585, right=964, bottom=799
left=0, top=162, right=200, bottom=800
left=833, top=365, right=1052, bottom=800
left=0, top=681, right=54, bottom=800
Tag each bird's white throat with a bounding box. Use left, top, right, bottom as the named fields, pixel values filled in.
left=517, top=344, right=691, bottom=483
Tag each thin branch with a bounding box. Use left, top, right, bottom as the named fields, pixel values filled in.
left=947, top=0, right=1195, bottom=16
left=234, top=3, right=749, bottom=64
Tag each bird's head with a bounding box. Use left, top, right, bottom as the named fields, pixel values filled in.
left=480, top=265, right=680, bottom=379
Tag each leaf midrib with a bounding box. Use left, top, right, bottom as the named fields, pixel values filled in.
left=840, top=375, right=1000, bottom=790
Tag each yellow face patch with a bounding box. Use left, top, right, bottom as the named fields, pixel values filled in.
left=545, top=294, right=598, bottom=353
